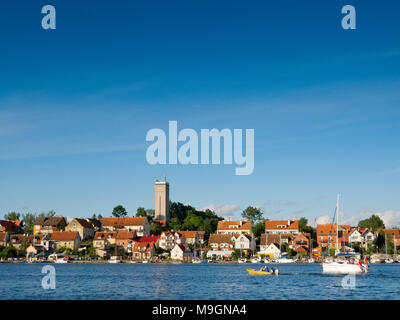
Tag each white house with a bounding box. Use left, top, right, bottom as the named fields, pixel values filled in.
left=233, top=233, right=256, bottom=253
left=171, top=244, right=193, bottom=261
left=349, top=229, right=363, bottom=244
left=260, top=243, right=281, bottom=258
left=158, top=231, right=186, bottom=250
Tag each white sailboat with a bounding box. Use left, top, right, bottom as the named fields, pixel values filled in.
left=322, top=194, right=369, bottom=274
left=384, top=233, right=394, bottom=263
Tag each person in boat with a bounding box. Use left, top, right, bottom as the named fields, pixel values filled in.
left=270, top=267, right=275, bottom=273
left=259, top=266, right=267, bottom=271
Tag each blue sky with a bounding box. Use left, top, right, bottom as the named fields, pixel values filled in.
left=1, top=0, right=400, bottom=226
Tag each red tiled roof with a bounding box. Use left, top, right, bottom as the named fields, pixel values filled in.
left=137, top=235, right=159, bottom=243
left=265, top=220, right=299, bottom=231
left=260, top=233, right=293, bottom=246
left=197, top=231, right=205, bottom=239
left=177, top=231, right=198, bottom=239
left=132, top=241, right=154, bottom=252
left=208, top=234, right=234, bottom=244
left=382, top=229, right=400, bottom=237
left=50, top=231, right=79, bottom=241
left=116, top=229, right=136, bottom=240
left=73, top=218, right=94, bottom=229
left=100, top=217, right=147, bottom=227
left=0, top=220, right=19, bottom=232
left=94, top=231, right=116, bottom=240
left=217, top=220, right=251, bottom=231
left=10, top=234, right=34, bottom=244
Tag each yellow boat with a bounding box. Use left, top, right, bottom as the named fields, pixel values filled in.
left=246, top=268, right=275, bottom=275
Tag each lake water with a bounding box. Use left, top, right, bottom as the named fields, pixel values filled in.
left=0, top=263, right=399, bottom=300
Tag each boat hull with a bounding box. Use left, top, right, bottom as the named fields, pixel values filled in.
left=246, top=268, right=274, bottom=275
left=322, top=262, right=368, bottom=274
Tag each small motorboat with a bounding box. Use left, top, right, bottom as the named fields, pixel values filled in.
left=108, top=256, right=121, bottom=264
left=246, top=268, right=279, bottom=275
left=238, top=258, right=247, bottom=264
left=55, top=257, right=68, bottom=264
left=207, top=259, right=214, bottom=263
left=385, top=258, right=394, bottom=264
left=250, top=257, right=261, bottom=263
left=192, top=258, right=205, bottom=264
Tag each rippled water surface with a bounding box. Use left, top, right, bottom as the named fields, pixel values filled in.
left=1, top=263, right=399, bottom=300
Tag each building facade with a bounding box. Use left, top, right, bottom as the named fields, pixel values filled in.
left=154, top=178, right=169, bottom=224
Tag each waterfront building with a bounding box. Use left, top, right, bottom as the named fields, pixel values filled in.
left=317, top=224, right=350, bottom=250
left=137, top=235, right=160, bottom=247
left=258, top=233, right=294, bottom=255
left=93, top=231, right=117, bottom=258
left=265, top=220, right=299, bottom=235
left=50, top=231, right=81, bottom=251
left=207, top=234, right=234, bottom=259
left=197, top=231, right=205, bottom=245
left=9, top=234, right=34, bottom=250
left=65, top=218, right=95, bottom=241
left=177, top=231, right=199, bottom=246
left=158, top=231, right=186, bottom=250
left=131, top=242, right=155, bottom=260
left=171, top=244, right=193, bottom=261
left=154, top=177, right=170, bottom=225
left=33, top=216, right=66, bottom=235
left=0, top=232, right=9, bottom=247
left=217, top=220, right=252, bottom=235
left=100, top=217, right=150, bottom=236
left=115, top=229, right=136, bottom=252
left=233, top=233, right=256, bottom=254
left=291, top=233, right=311, bottom=254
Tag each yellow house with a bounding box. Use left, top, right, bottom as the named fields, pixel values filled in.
left=65, top=218, right=95, bottom=241
left=50, top=231, right=81, bottom=251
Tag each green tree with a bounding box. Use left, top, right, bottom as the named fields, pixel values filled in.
left=39, top=210, right=56, bottom=218
left=22, top=213, right=37, bottom=235
left=136, top=207, right=146, bottom=217
left=112, top=205, right=128, bottom=217
left=91, top=214, right=103, bottom=220
left=241, top=206, right=263, bottom=225
left=56, top=246, right=67, bottom=254
left=252, top=221, right=265, bottom=240
left=4, top=212, right=20, bottom=220
left=358, top=215, right=385, bottom=232
left=151, top=223, right=163, bottom=235
left=232, top=249, right=241, bottom=260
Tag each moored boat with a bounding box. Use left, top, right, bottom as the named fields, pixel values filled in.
left=108, top=256, right=121, bottom=264
left=250, top=257, right=261, bottom=263
left=321, top=194, right=368, bottom=274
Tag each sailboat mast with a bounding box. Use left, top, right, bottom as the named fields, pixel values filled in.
left=336, top=193, right=340, bottom=252
left=385, top=232, right=388, bottom=255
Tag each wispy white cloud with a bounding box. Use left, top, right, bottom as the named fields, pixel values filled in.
left=200, top=204, right=241, bottom=218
